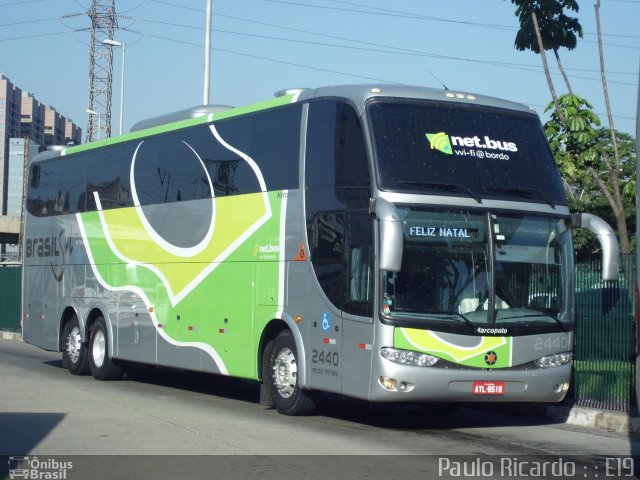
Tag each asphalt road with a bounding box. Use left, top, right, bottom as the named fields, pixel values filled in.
left=1, top=339, right=639, bottom=479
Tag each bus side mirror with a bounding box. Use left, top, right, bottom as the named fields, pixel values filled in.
left=374, top=198, right=403, bottom=272
left=571, top=213, right=620, bottom=281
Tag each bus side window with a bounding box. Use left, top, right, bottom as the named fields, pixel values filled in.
left=306, top=99, right=372, bottom=312
left=344, top=211, right=373, bottom=317
left=308, top=211, right=345, bottom=310
left=30, top=165, right=40, bottom=188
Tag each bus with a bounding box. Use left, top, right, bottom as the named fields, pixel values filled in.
left=22, top=85, right=619, bottom=415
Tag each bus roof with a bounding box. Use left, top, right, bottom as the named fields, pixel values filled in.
left=34, top=84, right=536, bottom=162
left=298, top=84, right=535, bottom=115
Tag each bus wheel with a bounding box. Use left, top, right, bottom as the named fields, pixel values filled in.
left=62, top=315, right=89, bottom=375
left=268, top=330, right=317, bottom=415
left=88, top=316, right=123, bottom=381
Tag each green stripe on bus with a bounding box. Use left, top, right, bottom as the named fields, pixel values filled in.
left=65, top=94, right=297, bottom=155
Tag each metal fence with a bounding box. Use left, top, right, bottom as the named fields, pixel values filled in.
left=573, top=254, right=636, bottom=412
left=0, top=265, right=21, bottom=332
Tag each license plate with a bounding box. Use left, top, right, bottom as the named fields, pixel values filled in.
left=472, top=381, right=505, bottom=395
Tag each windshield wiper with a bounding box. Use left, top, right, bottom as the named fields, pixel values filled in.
left=484, top=187, right=555, bottom=208
left=497, top=313, right=567, bottom=331
left=397, top=181, right=482, bottom=204
left=429, top=313, right=477, bottom=332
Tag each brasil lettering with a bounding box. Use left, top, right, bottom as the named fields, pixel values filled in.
left=25, top=231, right=71, bottom=259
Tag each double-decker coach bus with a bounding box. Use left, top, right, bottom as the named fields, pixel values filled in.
left=22, top=85, right=619, bottom=415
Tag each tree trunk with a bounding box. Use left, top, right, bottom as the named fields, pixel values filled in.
left=531, top=11, right=566, bottom=127
left=554, top=49, right=573, bottom=95
left=595, top=0, right=621, bottom=169
left=587, top=166, right=631, bottom=253
left=593, top=0, right=629, bottom=253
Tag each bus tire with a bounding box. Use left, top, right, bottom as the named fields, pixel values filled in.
left=62, top=315, right=89, bottom=375
left=88, top=316, right=123, bottom=381
left=268, top=330, right=317, bottom=416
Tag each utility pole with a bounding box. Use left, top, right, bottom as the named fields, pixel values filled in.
left=203, top=0, right=212, bottom=105
left=18, top=137, right=29, bottom=262
left=86, top=0, right=117, bottom=142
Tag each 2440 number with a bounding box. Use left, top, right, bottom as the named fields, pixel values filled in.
left=312, top=349, right=339, bottom=367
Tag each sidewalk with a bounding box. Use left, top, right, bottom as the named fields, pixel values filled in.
left=2, top=330, right=638, bottom=434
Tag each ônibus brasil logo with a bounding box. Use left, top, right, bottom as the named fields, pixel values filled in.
left=426, top=132, right=518, bottom=155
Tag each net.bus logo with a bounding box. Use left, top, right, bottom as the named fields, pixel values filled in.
left=426, top=132, right=518, bottom=155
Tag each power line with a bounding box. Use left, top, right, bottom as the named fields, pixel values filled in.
left=0, top=0, right=45, bottom=6
left=3, top=4, right=638, bottom=84
left=148, top=30, right=636, bottom=124
left=148, top=0, right=615, bottom=39
left=136, top=16, right=637, bottom=85
left=1, top=2, right=634, bottom=125
left=149, top=32, right=403, bottom=85
left=148, top=0, right=640, bottom=52
left=0, top=17, right=56, bottom=27
left=0, top=30, right=68, bottom=41
left=262, top=0, right=640, bottom=40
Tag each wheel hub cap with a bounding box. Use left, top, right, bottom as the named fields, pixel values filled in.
left=92, top=329, right=106, bottom=368
left=66, top=327, right=82, bottom=364
left=273, top=347, right=297, bottom=399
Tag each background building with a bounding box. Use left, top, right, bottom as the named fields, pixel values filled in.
left=2, top=138, right=39, bottom=260
left=0, top=75, right=22, bottom=216
left=0, top=74, right=82, bottom=260
left=0, top=74, right=82, bottom=216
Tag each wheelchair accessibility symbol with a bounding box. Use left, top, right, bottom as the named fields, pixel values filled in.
left=322, top=312, right=331, bottom=331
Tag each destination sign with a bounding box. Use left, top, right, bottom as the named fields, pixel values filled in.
left=404, top=222, right=483, bottom=242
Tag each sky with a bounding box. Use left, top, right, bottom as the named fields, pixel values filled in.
left=0, top=0, right=638, bottom=140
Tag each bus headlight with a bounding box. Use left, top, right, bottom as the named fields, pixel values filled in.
left=380, top=347, right=439, bottom=367
left=534, top=352, right=573, bottom=369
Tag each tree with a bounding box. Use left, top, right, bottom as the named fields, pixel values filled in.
left=508, top=0, right=635, bottom=256
left=509, top=0, right=583, bottom=123
left=545, top=94, right=636, bottom=254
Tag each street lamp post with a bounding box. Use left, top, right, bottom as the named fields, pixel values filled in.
left=86, top=109, right=101, bottom=140
left=103, top=38, right=126, bottom=136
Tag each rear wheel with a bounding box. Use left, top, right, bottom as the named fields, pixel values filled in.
left=268, top=330, right=317, bottom=415
left=62, top=315, right=89, bottom=375
left=88, top=316, right=123, bottom=381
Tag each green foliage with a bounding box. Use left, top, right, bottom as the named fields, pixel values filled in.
left=510, top=0, right=583, bottom=53
left=544, top=93, right=601, bottom=180
left=544, top=95, right=636, bottom=258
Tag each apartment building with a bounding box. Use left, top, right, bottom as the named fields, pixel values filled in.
left=0, top=74, right=82, bottom=216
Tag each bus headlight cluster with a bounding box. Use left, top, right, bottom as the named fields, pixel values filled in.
left=534, top=352, right=573, bottom=369
left=380, top=347, right=438, bottom=367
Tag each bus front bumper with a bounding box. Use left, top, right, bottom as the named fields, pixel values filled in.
left=368, top=361, right=571, bottom=403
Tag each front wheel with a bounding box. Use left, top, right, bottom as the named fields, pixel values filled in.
left=88, top=316, right=123, bottom=381
left=62, top=315, right=89, bottom=375
left=268, top=330, right=317, bottom=415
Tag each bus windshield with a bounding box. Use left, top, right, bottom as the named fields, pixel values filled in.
left=368, top=100, right=567, bottom=206
left=382, top=208, right=573, bottom=334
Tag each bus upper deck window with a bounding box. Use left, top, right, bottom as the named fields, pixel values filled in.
left=30, top=165, right=40, bottom=189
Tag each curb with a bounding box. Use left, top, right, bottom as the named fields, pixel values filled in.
left=479, top=402, right=640, bottom=434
